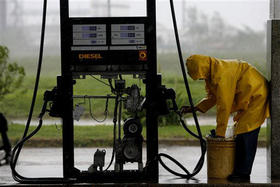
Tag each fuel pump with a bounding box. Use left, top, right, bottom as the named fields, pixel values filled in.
left=10, top=0, right=206, bottom=184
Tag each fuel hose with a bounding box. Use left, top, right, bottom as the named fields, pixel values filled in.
left=156, top=0, right=207, bottom=179
left=9, top=0, right=74, bottom=183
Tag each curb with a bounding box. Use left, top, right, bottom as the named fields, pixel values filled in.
left=9, top=138, right=267, bottom=148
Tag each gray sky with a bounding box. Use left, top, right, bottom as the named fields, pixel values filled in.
left=67, top=0, right=269, bottom=31
left=16, top=0, right=269, bottom=31
left=2, top=0, right=269, bottom=57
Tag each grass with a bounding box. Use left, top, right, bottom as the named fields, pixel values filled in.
left=14, top=52, right=267, bottom=77
left=4, top=124, right=267, bottom=147
left=2, top=52, right=267, bottom=118
left=0, top=74, right=209, bottom=118
left=0, top=51, right=267, bottom=140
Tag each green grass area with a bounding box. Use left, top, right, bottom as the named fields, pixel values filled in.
left=5, top=124, right=267, bottom=147
left=1, top=52, right=266, bottom=119
left=14, top=52, right=267, bottom=77
left=0, top=74, right=209, bottom=118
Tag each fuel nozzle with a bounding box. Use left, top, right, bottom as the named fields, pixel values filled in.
left=156, top=74, right=178, bottom=115
left=43, top=87, right=63, bottom=117
left=164, top=88, right=178, bottom=111
left=38, top=87, right=59, bottom=119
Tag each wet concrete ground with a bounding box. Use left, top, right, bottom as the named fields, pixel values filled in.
left=0, top=146, right=270, bottom=185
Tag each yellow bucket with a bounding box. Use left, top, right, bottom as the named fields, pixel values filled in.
left=207, top=137, right=236, bottom=179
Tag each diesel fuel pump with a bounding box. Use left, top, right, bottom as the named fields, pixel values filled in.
left=10, top=0, right=206, bottom=184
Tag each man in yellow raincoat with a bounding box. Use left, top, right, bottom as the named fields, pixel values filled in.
left=181, top=54, right=270, bottom=181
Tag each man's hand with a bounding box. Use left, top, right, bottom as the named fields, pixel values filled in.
left=180, top=106, right=197, bottom=114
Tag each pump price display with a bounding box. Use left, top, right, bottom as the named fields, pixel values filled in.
left=73, top=33, right=106, bottom=40
left=111, top=24, right=145, bottom=45
left=112, top=32, right=144, bottom=39
left=121, top=33, right=135, bottom=37
left=112, top=24, right=144, bottom=31
left=73, top=25, right=106, bottom=32
left=120, top=26, right=135, bottom=30
left=72, top=24, right=106, bottom=46
left=82, top=26, right=97, bottom=31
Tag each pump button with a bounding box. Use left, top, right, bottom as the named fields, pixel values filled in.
left=139, top=50, right=147, bottom=61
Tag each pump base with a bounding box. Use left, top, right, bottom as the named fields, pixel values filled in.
left=76, top=170, right=158, bottom=183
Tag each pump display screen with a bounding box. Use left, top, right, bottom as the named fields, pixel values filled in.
left=82, top=33, right=97, bottom=38
left=121, top=26, right=135, bottom=30
left=69, top=20, right=150, bottom=75
left=82, top=26, right=97, bottom=31
left=120, top=33, right=135, bottom=37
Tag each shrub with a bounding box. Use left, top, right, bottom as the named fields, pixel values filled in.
left=0, top=46, right=25, bottom=101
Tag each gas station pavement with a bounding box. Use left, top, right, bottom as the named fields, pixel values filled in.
left=0, top=145, right=277, bottom=186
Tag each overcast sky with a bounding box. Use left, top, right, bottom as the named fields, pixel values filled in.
left=67, top=0, right=269, bottom=31
left=16, top=0, right=269, bottom=31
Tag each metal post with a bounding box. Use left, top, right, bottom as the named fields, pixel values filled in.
left=267, top=0, right=280, bottom=180
left=146, top=0, right=158, bottom=182
left=60, top=0, right=76, bottom=178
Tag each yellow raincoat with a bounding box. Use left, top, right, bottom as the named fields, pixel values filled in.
left=186, top=55, right=270, bottom=137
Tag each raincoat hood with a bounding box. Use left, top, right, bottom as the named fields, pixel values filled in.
left=186, top=55, right=211, bottom=80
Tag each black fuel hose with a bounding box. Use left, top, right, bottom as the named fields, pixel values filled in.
left=10, top=0, right=73, bottom=183
left=157, top=0, right=207, bottom=179
left=105, top=95, right=119, bottom=171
